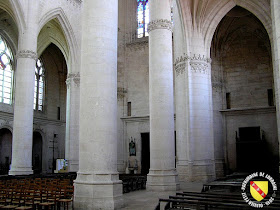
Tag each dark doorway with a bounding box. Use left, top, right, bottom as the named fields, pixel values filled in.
left=0, top=128, right=12, bottom=175
left=141, top=133, right=150, bottom=175
left=236, top=127, right=269, bottom=172
left=32, top=132, right=43, bottom=174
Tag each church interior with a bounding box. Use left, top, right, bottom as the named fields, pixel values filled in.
left=0, top=0, right=280, bottom=209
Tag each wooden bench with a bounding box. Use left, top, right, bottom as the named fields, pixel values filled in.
left=155, top=191, right=280, bottom=210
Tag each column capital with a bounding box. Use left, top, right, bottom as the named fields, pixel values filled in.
left=174, top=61, right=187, bottom=77
left=148, top=19, right=172, bottom=33
left=175, top=54, right=212, bottom=75
left=16, top=50, right=37, bottom=60
left=66, top=72, right=80, bottom=88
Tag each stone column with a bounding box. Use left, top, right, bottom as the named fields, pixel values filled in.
left=65, top=73, right=80, bottom=172
left=74, top=0, right=123, bottom=209
left=9, top=1, right=38, bottom=175
left=188, top=52, right=216, bottom=181
left=174, top=58, right=191, bottom=182
left=146, top=0, right=179, bottom=191
left=271, top=0, right=280, bottom=172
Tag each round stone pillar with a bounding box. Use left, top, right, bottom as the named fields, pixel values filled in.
left=9, top=2, right=38, bottom=175
left=146, top=0, right=179, bottom=191
left=74, top=0, right=123, bottom=209
left=65, top=73, right=80, bottom=172
left=188, top=53, right=216, bottom=181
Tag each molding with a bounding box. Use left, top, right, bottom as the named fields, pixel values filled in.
left=220, top=106, right=276, bottom=116
left=121, top=115, right=149, bottom=123
left=148, top=19, right=172, bottom=33
left=16, top=50, right=37, bottom=60
left=121, top=114, right=176, bottom=122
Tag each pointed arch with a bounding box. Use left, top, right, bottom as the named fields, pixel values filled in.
left=0, top=0, right=24, bottom=35
left=204, top=0, right=272, bottom=54
left=38, top=8, right=78, bottom=74
left=37, top=19, right=69, bottom=64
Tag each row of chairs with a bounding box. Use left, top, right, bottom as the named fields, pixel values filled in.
left=0, top=177, right=73, bottom=210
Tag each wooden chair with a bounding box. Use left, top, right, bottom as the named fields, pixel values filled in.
left=57, top=186, right=73, bottom=210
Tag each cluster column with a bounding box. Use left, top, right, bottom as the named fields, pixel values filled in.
left=74, top=0, right=123, bottom=209
left=65, top=73, right=80, bottom=172
left=9, top=2, right=38, bottom=175
left=147, top=0, right=179, bottom=191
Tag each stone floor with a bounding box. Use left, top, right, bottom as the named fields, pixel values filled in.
left=121, top=182, right=204, bottom=210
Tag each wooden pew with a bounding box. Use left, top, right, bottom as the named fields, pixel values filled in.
left=157, top=197, right=280, bottom=209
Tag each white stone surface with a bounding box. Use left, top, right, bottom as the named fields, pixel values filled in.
left=146, top=0, right=179, bottom=191
left=74, top=0, right=123, bottom=209
left=9, top=1, right=40, bottom=175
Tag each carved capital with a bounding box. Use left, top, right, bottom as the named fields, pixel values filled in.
left=175, top=54, right=211, bottom=75
left=174, top=61, right=186, bottom=77
left=66, top=72, right=80, bottom=87
left=17, top=50, right=37, bottom=60
left=189, top=61, right=209, bottom=74
left=148, top=19, right=172, bottom=33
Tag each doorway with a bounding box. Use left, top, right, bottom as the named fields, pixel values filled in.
left=32, top=132, right=43, bottom=174
left=141, top=133, right=150, bottom=175
left=236, top=127, right=268, bottom=172
left=0, top=128, right=12, bottom=175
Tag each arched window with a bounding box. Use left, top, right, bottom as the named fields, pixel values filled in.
left=137, top=0, right=149, bottom=38
left=0, top=35, right=13, bottom=104
left=34, top=59, right=45, bottom=111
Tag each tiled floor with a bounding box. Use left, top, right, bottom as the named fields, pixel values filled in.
left=121, top=182, right=204, bottom=210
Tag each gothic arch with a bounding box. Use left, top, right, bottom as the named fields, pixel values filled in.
left=38, top=8, right=78, bottom=74
left=204, top=0, right=272, bottom=54
left=0, top=0, right=24, bottom=34
left=37, top=19, right=69, bottom=67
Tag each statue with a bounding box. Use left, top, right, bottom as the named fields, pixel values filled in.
left=129, top=137, right=136, bottom=156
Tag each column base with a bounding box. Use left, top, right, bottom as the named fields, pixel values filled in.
left=146, top=169, right=179, bottom=191
left=177, top=162, right=191, bottom=182
left=9, top=167, right=33, bottom=175
left=74, top=172, right=123, bottom=209
left=189, top=160, right=216, bottom=182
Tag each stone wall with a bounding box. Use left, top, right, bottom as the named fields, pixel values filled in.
left=211, top=8, right=277, bottom=173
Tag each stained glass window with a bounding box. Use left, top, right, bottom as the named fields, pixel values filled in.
left=0, top=35, right=13, bottom=104
left=137, top=0, right=149, bottom=38
left=34, top=58, right=45, bottom=111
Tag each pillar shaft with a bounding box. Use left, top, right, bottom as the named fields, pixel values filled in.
left=9, top=1, right=38, bottom=175
left=74, top=0, right=122, bottom=209
left=147, top=0, right=179, bottom=191
left=65, top=73, right=80, bottom=172
left=188, top=52, right=215, bottom=181
left=174, top=60, right=191, bottom=182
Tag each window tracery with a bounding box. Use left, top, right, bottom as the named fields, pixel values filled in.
left=0, top=36, right=13, bottom=105
left=137, top=0, right=149, bottom=38
left=34, top=58, right=45, bottom=111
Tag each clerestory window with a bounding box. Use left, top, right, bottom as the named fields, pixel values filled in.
left=34, top=58, right=45, bottom=111
left=137, top=0, right=149, bottom=38
left=0, top=35, right=14, bottom=104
